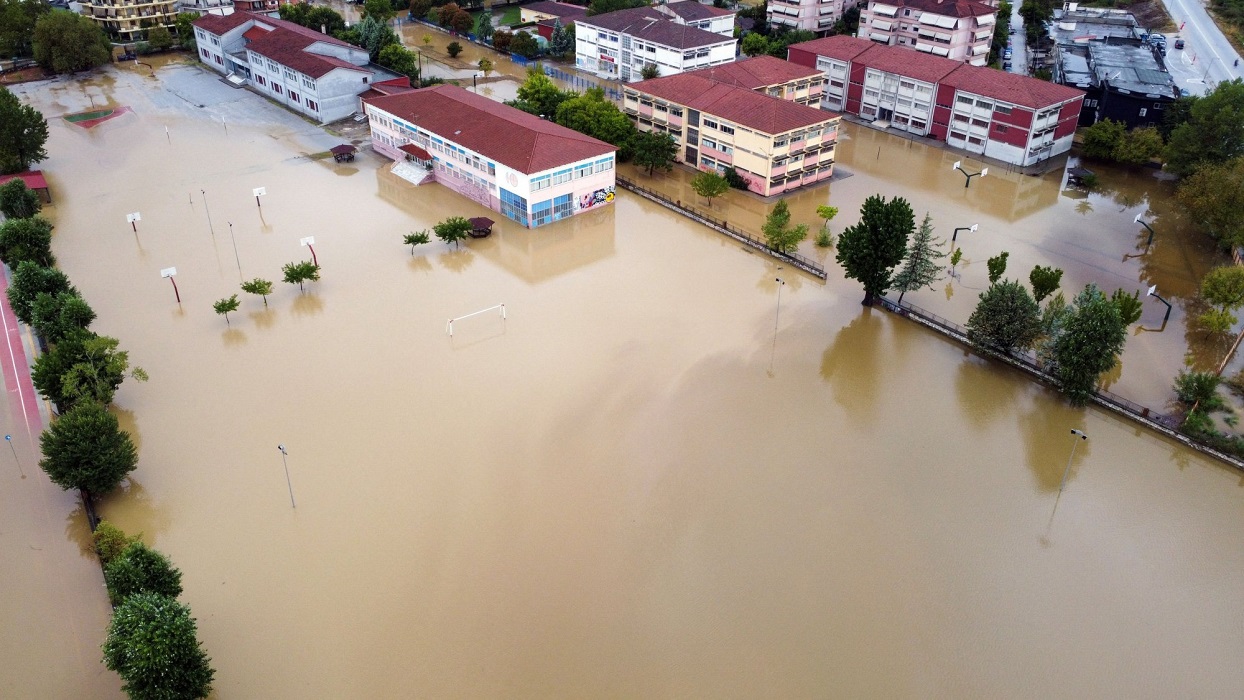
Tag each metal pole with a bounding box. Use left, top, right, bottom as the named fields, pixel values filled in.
left=307, top=245, right=317, bottom=267
left=5, top=435, right=23, bottom=478
left=201, top=189, right=215, bottom=236
left=1058, top=429, right=1088, bottom=493
left=227, top=221, right=242, bottom=277
left=278, top=444, right=295, bottom=508
left=169, top=277, right=180, bottom=304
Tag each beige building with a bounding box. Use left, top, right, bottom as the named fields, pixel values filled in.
left=858, top=0, right=999, bottom=65
left=83, top=0, right=178, bottom=41
left=624, top=58, right=841, bottom=197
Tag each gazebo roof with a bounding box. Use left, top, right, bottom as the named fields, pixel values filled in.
left=468, top=217, right=495, bottom=229
left=330, top=144, right=357, bottom=155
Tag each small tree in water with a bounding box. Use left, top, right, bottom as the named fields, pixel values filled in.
left=433, top=217, right=472, bottom=249
left=892, top=212, right=945, bottom=304
left=403, top=230, right=431, bottom=255
left=103, top=592, right=215, bottom=700
left=1029, top=265, right=1062, bottom=302
left=966, top=280, right=1041, bottom=354
left=240, top=278, right=273, bottom=306
left=762, top=199, right=808, bottom=254
left=690, top=170, right=728, bottom=205
left=282, top=261, right=320, bottom=291
left=213, top=294, right=240, bottom=325
left=986, top=251, right=1009, bottom=284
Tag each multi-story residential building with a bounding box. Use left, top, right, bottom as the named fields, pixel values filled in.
left=231, top=0, right=281, bottom=16
left=193, top=11, right=378, bottom=123
left=624, top=62, right=842, bottom=196
left=178, top=0, right=234, bottom=18
left=364, top=85, right=618, bottom=228
left=82, top=0, right=178, bottom=41
left=789, top=35, right=1084, bottom=165
left=686, top=55, right=826, bottom=106
left=767, top=0, right=861, bottom=35
left=857, top=0, right=999, bottom=65
left=575, top=6, right=737, bottom=82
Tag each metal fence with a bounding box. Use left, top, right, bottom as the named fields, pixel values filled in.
left=541, top=65, right=623, bottom=101
left=616, top=175, right=827, bottom=279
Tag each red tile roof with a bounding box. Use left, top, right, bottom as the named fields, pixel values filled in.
left=364, top=85, right=616, bottom=174
left=245, top=28, right=366, bottom=78
left=633, top=73, right=838, bottom=134
left=193, top=11, right=253, bottom=34
left=242, top=26, right=270, bottom=42
left=579, top=7, right=733, bottom=49
left=686, top=55, right=820, bottom=89
left=881, top=0, right=997, bottom=19
left=790, top=35, right=1084, bottom=109
left=523, top=0, right=588, bottom=18
left=660, top=0, right=734, bottom=21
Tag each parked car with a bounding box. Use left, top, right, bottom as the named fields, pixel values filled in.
left=1003, top=61, right=1013, bottom=70
left=1174, top=38, right=1185, bottom=49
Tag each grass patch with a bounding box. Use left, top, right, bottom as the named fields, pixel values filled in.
left=499, top=5, right=521, bottom=26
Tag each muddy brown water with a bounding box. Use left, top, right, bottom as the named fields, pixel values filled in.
left=4, top=62, right=1244, bottom=698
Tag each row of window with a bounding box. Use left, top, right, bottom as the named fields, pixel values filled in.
left=500, top=188, right=529, bottom=227
left=530, top=157, right=613, bottom=191
left=531, top=193, right=574, bottom=227
left=438, top=160, right=492, bottom=192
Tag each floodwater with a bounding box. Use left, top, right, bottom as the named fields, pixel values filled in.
left=6, top=60, right=1244, bottom=698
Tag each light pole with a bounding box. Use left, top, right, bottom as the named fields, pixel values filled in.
left=952, top=160, right=988, bottom=188
left=769, top=276, right=785, bottom=376
left=1134, top=213, right=1156, bottom=248
left=277, top=444, right=295, bottom=508
left=201, top=189, right=215, bottom=235
left=952, top=223, right=978, bottom=242
left=1147, top=284, right=1173, bottom=323
left=5, top=434, right=23, bottom=478
left=1057, top=429, right=1088, bottom=493
left=226, top=221, right=242, bottom=277
left=472, top=73, right=480, bottom=92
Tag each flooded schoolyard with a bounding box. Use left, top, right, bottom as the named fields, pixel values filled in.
left=5, top=59, right=1244, bottom=698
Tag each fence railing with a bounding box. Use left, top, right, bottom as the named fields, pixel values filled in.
left=616, top=175, right=827, bottom=280
left=541, top=65, right=623, bottom=101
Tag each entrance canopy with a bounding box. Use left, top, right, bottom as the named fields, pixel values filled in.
left=0, top=170, right=51, bottom=202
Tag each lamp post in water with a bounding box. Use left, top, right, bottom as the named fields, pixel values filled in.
left=1058, top=429, right=1088, bottom=493
left=277, top=444, right=295, bottom=509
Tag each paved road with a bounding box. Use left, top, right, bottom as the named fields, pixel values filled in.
left=1161, top=0, right=1242, bottom=93
left=1008, top=2, right=1029, bottom=75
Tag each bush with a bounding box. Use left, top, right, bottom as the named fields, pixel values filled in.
left=723, top=166, right=749, bottom=190
left=93, top=520, right=140, bottom=565
left=815, top=230, right=833, bottom=248
left=446, top=40, right=462, bottom=58
left=1081, top=119, right=1125, bottom=160
left=1174, top=370, right=1226, bottom=410
left=103, top=593, right=215, bottom=700
left=38, top=400, right=137, bottom=494
left=105, top=542, right=183, bottom=605
left=0, top=216, right=55, bottom=268
left=0, top=179, right=42, bottom=219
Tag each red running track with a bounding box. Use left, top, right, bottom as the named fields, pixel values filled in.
left=0, top=270, right=43, bottom=439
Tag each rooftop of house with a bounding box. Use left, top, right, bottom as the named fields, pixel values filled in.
left=870, top=0, right=999, bottom=19
left=363, top=84, right=616, bottom=174
left=1087, top=40, right=1178, bottom=97
left=791, top=34, right=1085, bottom=108
left=658, top=0, right=735, bottom=22
left=631, top=72, right=838, bottom=134
left=685, top=55, right=821, bottom=89
left=194, top=11, right=367, bottom=78
left=523, top=0, right=588, bottom=19
left=578, top=7, right=734, bottom=49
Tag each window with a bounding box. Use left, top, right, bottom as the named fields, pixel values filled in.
left=552, top=193, right=574, bottom=220
left=994, top=104, right=1012, bottom=115
left=552, top=168, right=572, bottom=185
left=956, top=95, right=973, bottom=106
left=257, top=75, right=266, bottom=86
left=308, top=100, right=318, bottom=111
left=201, top=48, right=209, bottom=59
left=215, top=55, right=223, bottom=65
left=211, top=37, right=219, bottom=46
left=995, top=124, right=1008, bottom=133
left=594, top=157, right=614, bottom=172
left=703, top=118, right=718, bottom=129
left=500, top=188, right=529, bottom=226
left=575, top=162, right=593, bottom=178
left=719, top=124, right=734, bottom=135
left=531, top=175, right=551, bottom=191
left=290, top=92, right=299, bottom=103
left=774, top=138, right=788, bottom=147
left=531, top=198, right=553, bottom=226
left=1139, top=108, right=1147, bottom=117
left=302, top=77, right=314, bottom=89
left=273, top=84, right=282, bottom=95
left=670, top=107, right=683, bottom=117
left=702, top=138, right=717, bottom=150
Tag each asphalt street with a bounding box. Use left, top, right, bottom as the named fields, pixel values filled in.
left=1160, top=0, right=1243, bottom=94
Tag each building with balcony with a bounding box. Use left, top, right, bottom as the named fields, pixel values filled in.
left=575, top=5, right=737, bottom=82
left=767, top=0, right=862, bottom=35
left=365, top=85, right=617, bottom=228
left=193, top=11, right=377, bottom=123
left=231, top=0, right=281, bottom=16
left=789, top=35, right=1084, bottom=165
left=177, top=0, right=234, bottom=17
left=83, top=0, right=178, bottom=41
left=624, top=60, right=842, bottom=196
left=857, top=0, right=999, bottom=65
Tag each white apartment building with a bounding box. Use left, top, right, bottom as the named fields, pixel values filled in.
left=767, top=0, right=861, bottom=35
left=858, top=0, right=998, bottom=65
left=575, top=5, right=737, bottom=82
left=655, top=0, right=736, bottom=36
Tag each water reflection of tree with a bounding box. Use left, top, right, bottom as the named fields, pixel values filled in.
left=112, top=406, right=143, bottom=453
left=438, top=248, right=475, bottom=274
left=953, top=357, right=1020, bottom=430
left=291, top=293, right=324, bottom=318
left=222, top=327, right=247, bottom=346
left=1020, top=402, right=1090, bottom=493
left=407, top=255, right=433, bottom=275
left=819, top=309, right=882, bottom=423
left=249, top=307, right=278, bottom=330
left=64, top=478, right=170, bottom=557
left=1181, top=295, right=1235, bottom=371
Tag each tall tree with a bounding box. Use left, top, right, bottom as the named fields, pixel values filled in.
left=104, top=542, right=183, bottom=605
left=1198, top=265, right=1244, bottom=333
left=549, top=19, right=573, bottom=57
left=282, top=261, right=320, bottom=291
left=740, top=33, right=769, bottom=57
left=433, top=216, right=472, bottom=249
left=103, top=593, right=215, bottom=700
left=1045, top=284, right=1127, bottom=406
left=30, top=291, right=94, bottom=343
left=378, top=44, right=417, bottom=79
left=0, top=215, right=54, bottom=267
left=478, top=57, right=493, bottom=77
left=630, top=130, right=677, bottom=175
left=1080, top=119, right=1125, bottom=160
left=362, top=0, right=395, bottom=22
left=1165, top=78, right=1244, bottom=176
left=38, top=400, right=137, bottom=494
left=32, top=330, right=144, bottom=410
left=966, top=280, right=1042, bottom=354
left=554, top=87, right=636, bottom=151
left=356, top=15, right=399, bottom=61
left=174, top=12, right=197, bottom=49
left=815, top=204, right=838, bottom=230
left=586, top=0, right=648, bottom=16
left=1028, top=264, right=1062, bottom=302
left=892, top=212, right=945, bottom=303
left=1112, top=126, right=1164, bottom=165
left=0, top=178, right=41, bottom=218
left=690, top=170, right=728, bottom=205
left=474, top=12, right=494, bottom=43
left=0, top=84, right=49, bottom=174
left=761, top=199, right=808, bottom=253
left=511, top=30, right=539, bottom=59
left=31, top=10, right=109, bottom=74
left=835, top=194, right=915, bottom=305
left=986, top=251, right=1009, bottom=284
left=1110, top=288, right=1143, bottom=326
left=640, top=62, right=660, bottom=80
left=0, top=0, right=51, bottom=58
left=6, top=260, right=70, bottom=325
left=145, top=25, right=173, bottom=51
left=510, top=68, right=572, bottom=117
left=1176, top=156, right=1244, bottom=248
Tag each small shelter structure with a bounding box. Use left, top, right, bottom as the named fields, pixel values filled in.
left=468, top=217, right=495, bottom=238
left=0, top=170, right=51, bottom=202
left=330, top=144, right=357, bottom=162
left=398, top=144, right=433, bottom=169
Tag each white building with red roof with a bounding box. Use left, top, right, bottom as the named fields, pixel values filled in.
left=575, top=5, right=737, bottom=82
left=768, top=0, right=861, bottom=35
left=192, top=11, right=378, bottom=124
left=857, top=0, right=999, bottom=65
left=789, top=35, right=1084, bottom=165
left=624, top=57, right=841, bottom=196
left=363, top=85, right=618, bottom=228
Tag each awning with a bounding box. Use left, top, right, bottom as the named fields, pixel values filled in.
left=871, top=19, right=893, bottom=31
left=0, top=170, right=50, bottom=202
left=399, top=144, right=432, bottom=160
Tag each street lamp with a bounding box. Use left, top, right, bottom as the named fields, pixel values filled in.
left=200, top=189, right=215, bottom=235
left=1057, top=429, right=1088, bottom=493
left=277, top=444, right=295, bottom=508
left=1134, top=213, right=1156, bottom=248
left=472, top=73, right=480, bottom=92
left=768, top=276, right=785, bottom=376
left=952, top=223, right=978, bottom=242
left=1147, top=284, right=1173, bottom=323
left=952, top=160, right=988, bottom=188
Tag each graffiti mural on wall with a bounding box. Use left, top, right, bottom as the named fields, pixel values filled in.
left=577, top=186, right=615, bottom=211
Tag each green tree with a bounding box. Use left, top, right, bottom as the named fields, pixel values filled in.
left=835, top=194, right=915, bottom=306
left=1173, top=370, right=1225, bottom=409
left=1165, top=78, right=1244, bottom=176
left=1176, top=156, right=1244, bottom=248
left=403, top=230, right=430, bottom=255
left=409, top=0, right=434, bottom=21
left=586, top=0, right=648, bottom=15
left=0, top=177, right=41, bottom=218
left=103, top=593, right=215, bottom=700
left=723, top=166, right=749, bottom=190
left=305, top=6, right=347, bottom=35
left=549, top=19, right=573, bottom=57
left=357, top=15, right=399, bottom=61
left=1111, top=288, right=1143, bottom=326
left=282, top=261, right=320, bottom=291
left=986, top=250, right=1009, bottom=284
left=93, top=520, right=140, bottom=565
left=478, top=57, right=493, bottom=77
left=761, top=199, right=808, bottom=254
left=145, top=25, right=172, bottom=51
left=213, top=294, right=239, bottom=325
left=363, top=0, right=395, bottom=21
left=949, top=247, right=963, bottom=276
left=630, top=130, right=677, bottom=175
left=815, top=204, right=838, bottom=230
left=892, top=213, right=945, bottom=303
left=475, top=12, right=494, bottom=43
left=30, top=290, right=94, bottom=343
left=31, top=10, right=109, bottom=74
left=0, top=84, right=49, bottom=174
left=38, top=400, right=137, bottom=494
left=104, top=542, right=183, bottom=605
left=554, top=87, right=636, bottom=151
left=1198, top=264, right=1244, bottom=331
left=58, top=333, right=143, bottom=408
left=511, top=30, right=539, bottom=59
left=1080, top=118, right=1125, bottom=160
left=740, top=32, right=769, bottom=57
left=967, top=280, right=1042, bottom=354
left=690, top=170, right=729, bottom=205
left=640, top=62, right=660, bottom=80
left=6, top=260, right=70, bottom=325
left=240, top=278, right=273, bottom=306
left=174, top=12, right=197, bottom=49
left=279, top=1, right=309, bottom=24
left=433, top=216, right=472, bottom=249
left=1028, top=264, right=1062, bottom=302
left=0, top=215, right=54, bottom=267
left=764, top=28, right=816, bottom=59
left=1046, top=284, right=1127, bottom=406
left=1159, top=94, right=1195, bottom=141
left=1112, top=126, right=1164, bottom=165
left=445, top=40, right=462, bottom=58
left=0, top=0, right=51, bottom=58
left=378, top=43, right=417, bottom=79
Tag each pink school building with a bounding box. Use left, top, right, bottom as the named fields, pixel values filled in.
left=363, top=85, right=617, bottom=228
